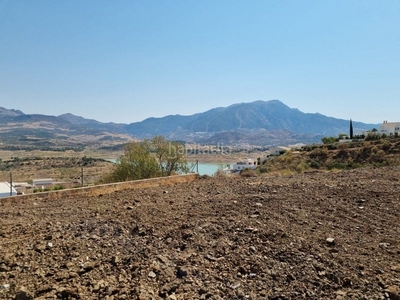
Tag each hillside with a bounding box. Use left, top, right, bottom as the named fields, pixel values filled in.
left=58, top=113, right=127, bottom=133
left=0, top=156, right=114, bottom=190
left=1, top=167, right=399, bottom=299
left=0, top=107, right=133, bottom=150
left=260, top=138, right=400, bottom=173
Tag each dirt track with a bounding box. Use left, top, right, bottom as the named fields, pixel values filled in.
left=1, top=167, right=399, bottom=299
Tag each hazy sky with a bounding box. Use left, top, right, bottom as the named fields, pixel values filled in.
left=0, top=1, right=399, bottom=124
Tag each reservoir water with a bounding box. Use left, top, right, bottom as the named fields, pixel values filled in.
left=190, top=163, right=222, bottom=176
left=106, top=159, right=223, bottom=176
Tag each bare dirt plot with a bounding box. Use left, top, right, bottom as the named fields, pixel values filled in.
left=0, top=167, right=399, bottom=299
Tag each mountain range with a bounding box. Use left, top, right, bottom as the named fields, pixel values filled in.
left=0, top=100, right=377, bottom=148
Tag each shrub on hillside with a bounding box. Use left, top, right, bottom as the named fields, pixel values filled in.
left=381, top=141, right=392, bottom=152
left=309, top=147, right=328, bottom=159
left=327, top=162, right=349, bottom=170
left=240, top=168, right=258, bottom=177
left=214, top=169, right=228, bottom=177
left=337, top=143, right=349, bottom=150
left=326, top=144, right=337, bottom=150
left=296, top=161, right=309, bottom=173
left=370, top=150, right=387, bottom=163
left=309, top=160, right=322, bottom=169
left=334, top=149, right=349, bottom=160
left=257, top=165, right=269, bottom=174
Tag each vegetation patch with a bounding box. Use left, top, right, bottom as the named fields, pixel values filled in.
left=261, top=138, right=400, bottom=173
left=101, top=136, right=189, bottom=183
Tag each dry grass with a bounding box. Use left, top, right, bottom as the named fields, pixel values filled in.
left=0, top=156, right=115, bottom=188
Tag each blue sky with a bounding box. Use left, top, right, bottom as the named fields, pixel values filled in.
left=0, top=0, right=399, bottom=124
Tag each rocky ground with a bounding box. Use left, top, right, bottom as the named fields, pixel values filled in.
left=0, top=166, right=399, bottom=299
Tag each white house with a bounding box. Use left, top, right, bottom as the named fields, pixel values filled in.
left=230, top=159, right=257, bottom=173
left=32, top=178, right=54, bottom=186
left=0, top=182, right=18, bottom=198
left=379, top=121, right=400, bottom=136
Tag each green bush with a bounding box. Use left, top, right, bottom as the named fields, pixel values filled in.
left=327, top=162, right=348, bottom=170
left=334, top=149, right=349, bottom=160
left=33, top=187, right=51, bottom=193
left=53, top=185, right=64, bottom=190
left=309, top=147, right=328, bottom=159
left=321, top=136, right=338, bottom=144
left=365, top=132, right=381, bottom=141
left=257, top=165, right=269, bottom=174
left=326, top=144, right=337, bottom=150
left=309, top=160, right=322, bottom=169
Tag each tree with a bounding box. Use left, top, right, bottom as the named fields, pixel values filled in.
left=349, top=119, right=354, bottom=139
left=321, top=136, right=337, bottom=144
left=102, top=136, right=189, bottom=183
left=365, top=132, right=380, bottom=141
left=104, top=140, right=161, bottom=182
left=152, top=136, right=189, bottom=176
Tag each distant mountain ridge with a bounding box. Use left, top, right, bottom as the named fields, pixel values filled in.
left=0, top=100, right=377, bottom=147
left=0, top=107, right=132, bottom=149
left=0, top=107, right=24, bottom=118
left=124, top=100, right=376, bottom=139
left=58, top=113, right=127, bottom=133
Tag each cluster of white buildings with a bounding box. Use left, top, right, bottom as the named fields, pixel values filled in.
left=379, top=121, right=400, bottom=136
left=0, top=178, right=54, bottom=198
left=357, top=121, right=400, bottom=139
left=228, top=144, right=305, bottom=173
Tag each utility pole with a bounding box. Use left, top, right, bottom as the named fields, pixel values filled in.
left=81, top=167, right=84, bottom=187
left=9, top=172, right=12, bottom=196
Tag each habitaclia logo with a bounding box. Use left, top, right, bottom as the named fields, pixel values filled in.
left=168, top=142, right=233, bottom=158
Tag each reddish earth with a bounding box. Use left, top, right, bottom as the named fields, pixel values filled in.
left=0, top=166, right=399, bottom=299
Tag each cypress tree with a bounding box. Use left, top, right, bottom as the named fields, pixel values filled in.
left=350, top=119, right=354, bottom=139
